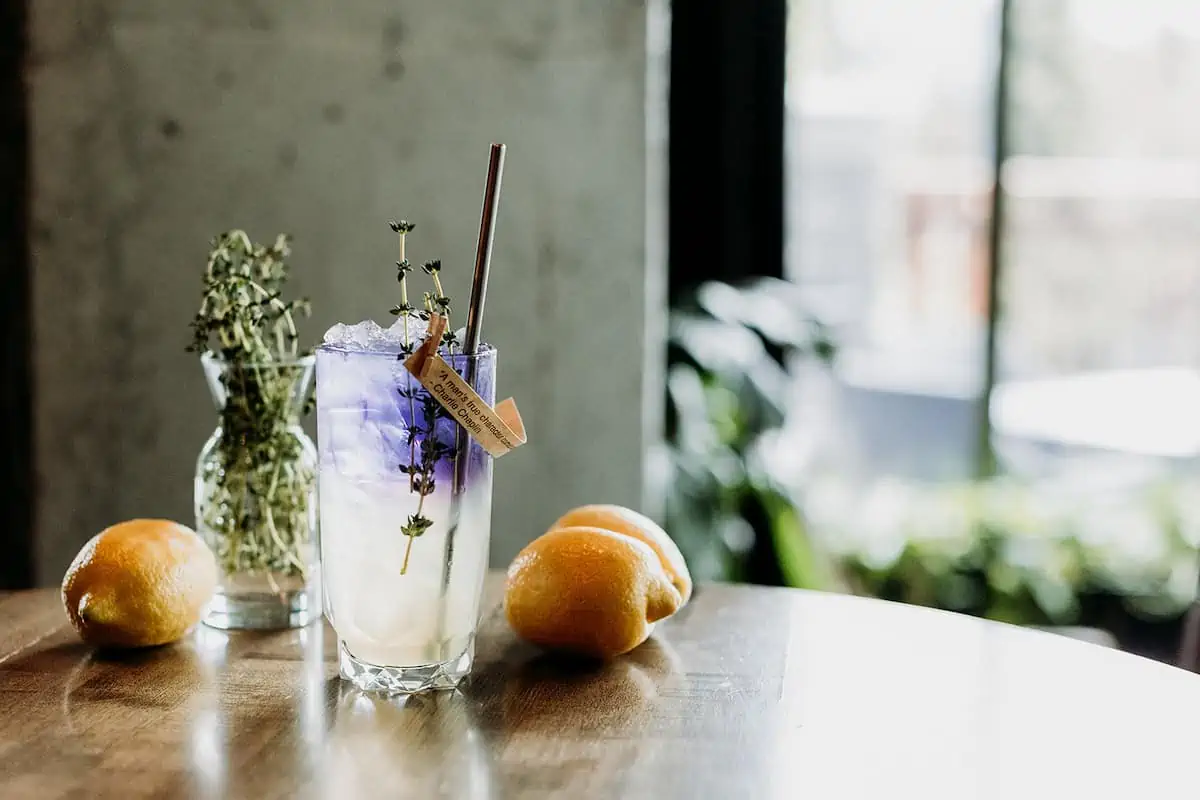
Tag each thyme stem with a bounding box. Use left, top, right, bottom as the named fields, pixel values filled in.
left=387, top=222, right=457, bottom=575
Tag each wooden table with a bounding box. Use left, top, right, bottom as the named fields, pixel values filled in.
left=2, top=574, right=1197, bottom=799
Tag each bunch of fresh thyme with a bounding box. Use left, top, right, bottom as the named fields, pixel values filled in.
left=388, top=220, right=464, bottom=574
left=189, top=230, right=316, bottom=582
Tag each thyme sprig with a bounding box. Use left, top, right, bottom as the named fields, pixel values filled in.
left=386, top=221, right=463, bottom=575
left=424, top=259, right=459, bottom=352
left=389, top=220, right=418, bottom=359
left=189, top=230, right=315, bottom=583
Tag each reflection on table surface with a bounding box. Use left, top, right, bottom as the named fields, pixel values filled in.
left=2, top=577, right=1199, bottom=798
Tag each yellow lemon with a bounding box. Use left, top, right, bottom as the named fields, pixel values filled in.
left=62, top=519, right=217, bottom=648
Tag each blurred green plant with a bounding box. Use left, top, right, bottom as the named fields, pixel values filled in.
left=813, top=475, right=1200, bottom=627
left=664, top=279, right=1198, bottom=645
left=663, top=278, right=837, bottom=586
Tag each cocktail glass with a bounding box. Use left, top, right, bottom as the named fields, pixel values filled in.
left=316, top=329, right=495, bottom=693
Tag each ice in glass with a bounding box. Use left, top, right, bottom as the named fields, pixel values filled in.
left=316, top=317, right=495, bottom=693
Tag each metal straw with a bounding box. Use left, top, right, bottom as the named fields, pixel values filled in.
left=463, top=143, right=507, bottom=356
left=439, top=144, right=507, bottom=643
left=452, top=143, right=506, bottom=498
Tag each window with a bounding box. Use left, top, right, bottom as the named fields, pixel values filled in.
left=787, top=0, right=1200, bottom=473
left=788, top=0, right=997, bottom=399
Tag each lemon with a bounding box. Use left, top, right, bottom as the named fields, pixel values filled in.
left=551, top=504, right=693, bottom=604
left=62, top=519, right=217, bottom=648
left=504, top=506, right=692, bottom=659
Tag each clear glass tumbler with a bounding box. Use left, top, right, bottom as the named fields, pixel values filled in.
left=315, top=342, right=495, bottom=693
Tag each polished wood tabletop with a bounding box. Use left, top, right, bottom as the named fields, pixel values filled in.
left=1, top=573, right=1197, bottom=799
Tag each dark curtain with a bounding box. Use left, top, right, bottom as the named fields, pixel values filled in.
left=0, top=0, right=32, bottom=588
left=669, top=0, right=786, bottom=299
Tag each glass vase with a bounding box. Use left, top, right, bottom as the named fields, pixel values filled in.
left=195, top=352, right=320, bottom=629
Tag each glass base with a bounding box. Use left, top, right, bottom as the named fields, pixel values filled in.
left=338, top=639, right=473, bottom=694
left=202, top=584, right=319, bottom=630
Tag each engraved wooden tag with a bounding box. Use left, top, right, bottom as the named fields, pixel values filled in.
left=404, top=314, right=527, bottom=458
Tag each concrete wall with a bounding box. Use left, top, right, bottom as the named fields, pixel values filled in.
left=30, top=1, right=662, bottom=584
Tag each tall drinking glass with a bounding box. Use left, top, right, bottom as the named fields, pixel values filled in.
left=316, top=341, right=495, bottom=693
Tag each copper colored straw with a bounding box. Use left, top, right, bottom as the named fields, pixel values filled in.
left=440, top=144, right=507, bottom=636
left=463, top=143, right=506, bottom=356
left=452, top=143, right=506, bottom=499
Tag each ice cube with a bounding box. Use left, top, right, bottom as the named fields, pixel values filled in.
left=383, top=315, right=430, bottom=348
left=322, top=320, right=385, bottom=350
left=323, top=317, right=437, bottom=354
left=322, top=405, right=411, bottom=480
left=322, top=322, right=350, bottom=346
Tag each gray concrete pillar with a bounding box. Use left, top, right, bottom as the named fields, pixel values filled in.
left=30, top=1, right=664, bottom=582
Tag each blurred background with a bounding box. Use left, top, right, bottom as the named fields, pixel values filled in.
left=669, top=0, right=1200, bottom=665
left=3, top=1, right=1200, bottom=664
